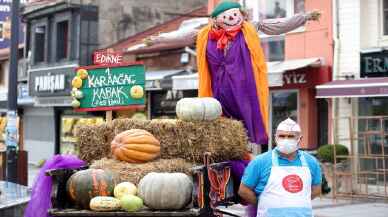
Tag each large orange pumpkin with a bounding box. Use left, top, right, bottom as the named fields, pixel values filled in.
left=111, top=129, right=160, bottom=163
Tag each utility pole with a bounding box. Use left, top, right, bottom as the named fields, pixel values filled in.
left=6, top=0, right=20, bottom=183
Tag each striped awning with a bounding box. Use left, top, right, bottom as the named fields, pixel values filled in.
left=316, top=77, right=388, bottom=98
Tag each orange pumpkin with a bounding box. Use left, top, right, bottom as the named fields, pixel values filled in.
left=111, top=129, right=161, bottom=163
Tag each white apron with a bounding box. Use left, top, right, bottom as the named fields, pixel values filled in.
left=257, top=150, right=313, bottom=217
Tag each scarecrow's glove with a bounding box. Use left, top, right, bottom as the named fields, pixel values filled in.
left=306, top=10, right=321, bottom=22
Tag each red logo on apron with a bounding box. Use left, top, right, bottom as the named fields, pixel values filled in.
left=282, top=174, right=303, bottom=193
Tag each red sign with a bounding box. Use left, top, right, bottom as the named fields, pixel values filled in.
left=282, top=174, right=303, bottom=193
left=93, top=51, right=124, bottom=65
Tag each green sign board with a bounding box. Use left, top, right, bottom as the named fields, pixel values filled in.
left=72, top=64, right=145, bottom=112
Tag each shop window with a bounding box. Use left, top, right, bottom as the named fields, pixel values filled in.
left=257, top=0, right=304, bottom=20
left=317, top=99, right=328, bottom=147
left=270, top=90, right=298, bottom=147
left=261, top=36, right=285, bottom=61
left=383, top=0, right=388, bottom=35
left=60, top=114, right=104, bottom=155
left=150, top=90, right=197, bottom=119
left=358, top=97, right=388, bottom=183
left=34, top=25, right=46, bottom=63
left=56, top=20, right=69, bottom=60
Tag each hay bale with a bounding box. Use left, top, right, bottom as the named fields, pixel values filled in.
left=76, top=124, right=114, bottom=163
left=90, top=158, right=194, bottom=184
left=76, top=118, right=249, bottom=163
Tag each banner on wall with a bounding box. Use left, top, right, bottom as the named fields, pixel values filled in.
left=0, top=0, right=27, bottom=49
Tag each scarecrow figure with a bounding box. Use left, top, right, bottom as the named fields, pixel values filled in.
left=146, top=1, right=320, bottom=149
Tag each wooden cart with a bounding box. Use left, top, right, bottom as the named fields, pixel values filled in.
left=46, top=156, right=242, bottom=217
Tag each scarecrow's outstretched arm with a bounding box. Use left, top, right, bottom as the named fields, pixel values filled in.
left=144, top=28, right=200, bottom=46
left=255, top=11, right=321, bottom=35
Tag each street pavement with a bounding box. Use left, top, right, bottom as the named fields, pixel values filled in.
left=219, top=198, right=388, bottom=217
left=27, top=164, right=388, bottom=217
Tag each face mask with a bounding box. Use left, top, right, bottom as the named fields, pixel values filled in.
left=276, top=138, right=299, bottom=154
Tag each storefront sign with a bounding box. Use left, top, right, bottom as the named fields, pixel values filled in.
left=279, top=67, right=330, bottom=89
left=283, top=72, right=307, bottom=85
left=361, top=51, right=388, bottom=77
left=93, top=51, right=123, bottom=65
left=29, top=66, right=75, bottom=97
left=75, top=64, right=145, bottom=112
left=34, top=74, right=65, bottom=92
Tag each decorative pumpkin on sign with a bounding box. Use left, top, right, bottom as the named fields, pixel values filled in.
left=66, top=169, right=117, bottom=209
left=71, top=99, right=81, bottom=108
left=145, top=0, right=320, bottom=146
left=176, top=97, right=222, bottom=121
left=72, top=76, right=83, bottom=88
left=111, top=129, right=160, bottom=163
left=138, top=172, right=193, bottom=210
left=130, top=85, right=144, bottom=99
left=76, top=68, right=89, bottom=80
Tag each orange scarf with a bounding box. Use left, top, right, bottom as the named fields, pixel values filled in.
left=196, top=22, right=269, bottom=135
left=209, top=26, right=241, bottom=49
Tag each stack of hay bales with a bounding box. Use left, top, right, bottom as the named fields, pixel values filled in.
left=75, top=117, right=249, bottom=184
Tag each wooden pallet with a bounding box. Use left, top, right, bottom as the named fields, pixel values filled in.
left=48, top=208, right=202, bottom=217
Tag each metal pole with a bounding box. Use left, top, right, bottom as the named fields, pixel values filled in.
left=6, top=0, right=20, bottom=183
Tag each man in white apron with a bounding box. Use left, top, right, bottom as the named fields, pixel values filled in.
left=238, top=118, right=322, bottom=217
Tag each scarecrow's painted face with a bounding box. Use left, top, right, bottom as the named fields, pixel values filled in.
left=215, top=8, right=243, bottom=30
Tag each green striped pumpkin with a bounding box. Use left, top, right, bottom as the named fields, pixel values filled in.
left=66, top=169, right=117, bottom=209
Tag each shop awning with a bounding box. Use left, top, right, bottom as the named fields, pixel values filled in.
left=171, top=58, right=322, bottom=90
left=172, top=73, right=198, bottom=90
left=316, top=77, right=388, bottom=98
left=145, top=70, right=189, bottom=91
left=267, top=57, right=322, bottom=86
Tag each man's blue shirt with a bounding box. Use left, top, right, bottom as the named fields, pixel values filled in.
left=241, top=149, right=322, bottom=196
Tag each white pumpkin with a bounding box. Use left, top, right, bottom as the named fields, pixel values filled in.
left=138, top=172, right=193, bottom=210
left=176, top=97, right=222, bottom=121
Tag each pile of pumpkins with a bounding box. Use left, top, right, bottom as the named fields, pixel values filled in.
left=110, top=97, right=223, bottom=164
left=65, top=97, right=223, bottom=212
left=66, top=168, right=193, bottom=211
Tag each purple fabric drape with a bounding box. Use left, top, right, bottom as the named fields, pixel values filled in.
left=24, top=155, right=86, bottom=217
left=206, top=32, right=268, bottom=145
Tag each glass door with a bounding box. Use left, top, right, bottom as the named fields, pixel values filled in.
left=269, top=90, right=299, bottom=149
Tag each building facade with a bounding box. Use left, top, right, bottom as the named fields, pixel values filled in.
left=313, top=0, right=388, bottom=198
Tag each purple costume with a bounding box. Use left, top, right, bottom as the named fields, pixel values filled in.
left=207, top=32, right=268, bottom=145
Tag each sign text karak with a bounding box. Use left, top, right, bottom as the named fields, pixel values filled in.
left=72, top=64, right=145, bottom=111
